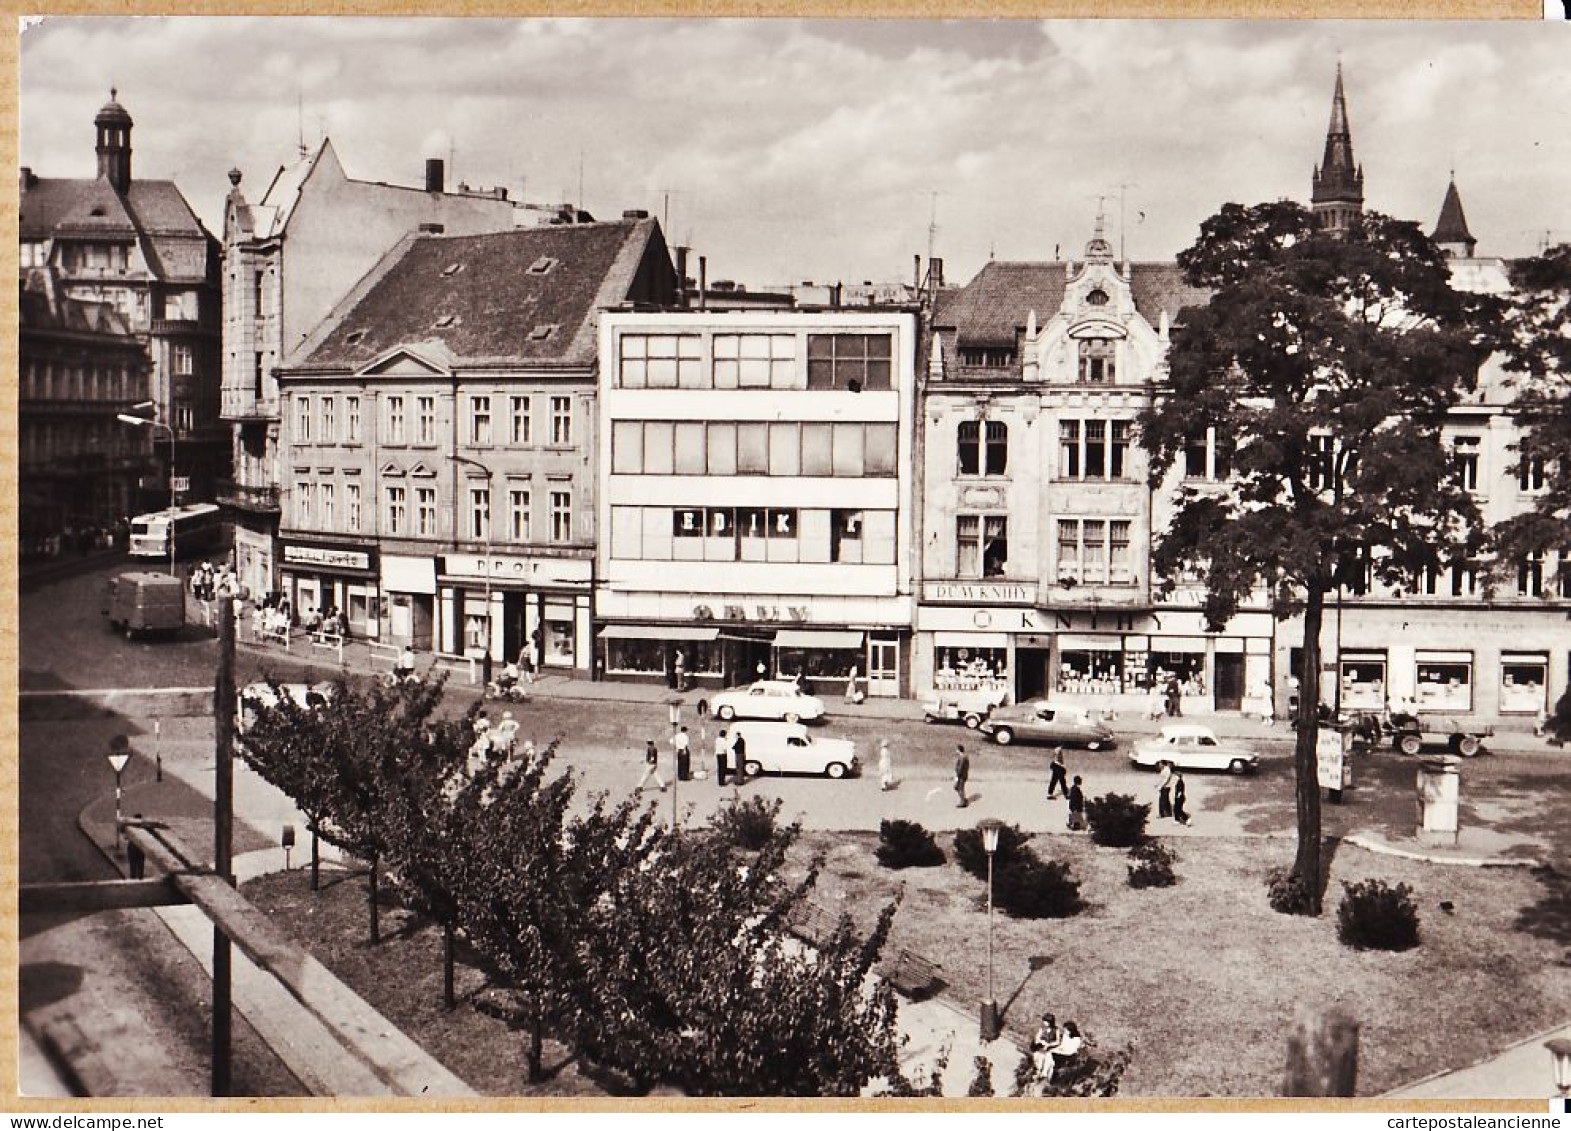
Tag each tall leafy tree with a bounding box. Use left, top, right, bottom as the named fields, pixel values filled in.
left=1139, top=202, right=1497, bottom=913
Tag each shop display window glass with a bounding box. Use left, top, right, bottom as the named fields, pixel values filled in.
left=935, top=646, right=1008, bottom=692
left=1338, top=657, right=1387, bottom=710
left=777, top=645, right=862, bottom=681
left=1147, top=652, right=1206, bottom=697
left=542, top=601, right=576, bottom=666
left=606, top=638, right=665, bottom=674
left=1414, top=656, right=1473, bottom=712
left=1499, top=655, right=1547, bottom=714
left=1057, top=648, right=1125, bottom=695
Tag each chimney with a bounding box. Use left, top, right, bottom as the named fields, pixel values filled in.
left=914, top=254, right=921, bottom=289
left=622, top=209, right=650, bottom=220
left=930, top=257, right=945, bottom=289
left=425, top=158, right=444, bottom=193
left=674, top=246, right=690, bottom=306
left=699, top=256, right=707, bottom=311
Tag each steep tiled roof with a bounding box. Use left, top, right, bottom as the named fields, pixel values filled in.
left=20, top=175, right=207, bottom=240
left=292, top=218, right=675, bottom=370
left=934, top=259, right=1212, bottom=345
left=1432, top=180, right=1475, bottom=248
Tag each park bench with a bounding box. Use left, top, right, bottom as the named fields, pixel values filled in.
left=880, top=949, right=944, bottom=1000
left=785, top=898, right=843, bottom=948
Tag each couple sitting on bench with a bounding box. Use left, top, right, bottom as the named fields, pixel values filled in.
left=1030, top=1013, right=1084, bottom=1082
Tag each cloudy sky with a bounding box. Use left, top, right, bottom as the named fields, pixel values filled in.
left=19, top=18, right=1571, bottom=287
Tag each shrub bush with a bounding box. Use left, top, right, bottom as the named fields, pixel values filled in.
left=1336, top=879, right=1421, bottom=951
left=995, top=854, right=1084, bottom=919
left=1084, top=793, right=1150, bottom=848
left=711, top=795, right=782, bottom=851
left=876, top=819, right=945, bottom=870
left=1126, top=841, right=1178, bottom=889
left=967, top=1056, right=994, bottom=1097
left=1011, top=1034, right=1130, bottom=1098
left=1267, top=868, right=1315, bottom=916
left=953, top=822, right=1034, bottom=879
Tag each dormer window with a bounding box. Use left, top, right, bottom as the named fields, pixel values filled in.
left=528, top=323, right=558, bottom=342
left=434, top=314, right=460, bottom=329
left=439, top=263, right=465, bottom=278
left=1079, top=338, right=1116, bottom=383
left=527, top=256, right=559, bottom=275
left=1086, top=289, right=1109, bottom=306
left=958, top=346, right=1016, bottom=369
left=344, top=330, right=367, bottom=346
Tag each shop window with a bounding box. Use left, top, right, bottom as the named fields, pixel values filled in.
left=1414, top=656, right=1472, bottom=712
left=542, top=600, right=576, bottom=667
left=620, top=333, right=701, bottom=389
left=1078, top=338, right=1116, bottom=383
left=1338, top=657, right=1387, bottom=710
left=1057, top=647, right=1125, bottom=695
left=1500, top=654, right=1548, bottom=714
left=1450, top=435, right=1481, bottom=493
left=551, top=396, right=573, bottom=444
left=416, top=487, right=438, bottom=537
left=806, top=333, right=892, bottom=391
left=605, top=638, right=668, bottom=675
left=777, top=645, right=862, bottom=682
left=738, top=424, right=769, bottom=475
left=511, top=396, right=532, bottom=444
left=550, top=491, right=573, bottom=543
left=934, top=647, right=1008, bottom=692
left=714, top=333, right=796, bottom=389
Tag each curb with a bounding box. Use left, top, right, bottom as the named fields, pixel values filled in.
left=1383, top=1018, right=1571, bottom=1097
left=1342, top=832, right=1542, bottom=869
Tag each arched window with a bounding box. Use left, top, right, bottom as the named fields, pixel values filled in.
left=1079, top=339, right=1116, bottom=383
left=958, top=419, right=1008, bottom=476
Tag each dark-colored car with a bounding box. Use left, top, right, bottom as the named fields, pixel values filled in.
left=979, top=700, right=1116, bottom=749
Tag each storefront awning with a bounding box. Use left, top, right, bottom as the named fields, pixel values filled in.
left=774, top=629, right=864, bottom=650
left=597, top=625, right=719, bottom=642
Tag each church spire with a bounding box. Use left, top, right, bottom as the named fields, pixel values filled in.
left=1431, top=175, right=1477, bottom=259
left=1311, top=63, right=1364, bottom=235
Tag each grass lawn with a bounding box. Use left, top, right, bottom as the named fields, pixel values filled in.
left=794, top=830, right=1571, bottom=1096
left=244, top=828, right=1571, bottom=1098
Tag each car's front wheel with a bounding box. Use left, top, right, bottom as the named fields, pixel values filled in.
left=1399, top=734, right=1422, bottom=756
left=991, top=727, right=1014, bottom=746
left=825, top=762, right=848, bottom=779
left=717, top=705, right=736, bottom=721
left=784, top=712, right=800, bottom=724
left=1455, top=735, right=1482, bottom=757
left=1229, top=758, right=1249, bottom=775
left=963, top=714, right=982, bottom=730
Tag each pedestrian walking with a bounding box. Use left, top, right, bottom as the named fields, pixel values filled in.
left=1046, top=747, right=1069, bottom=799
left=1165, top=675, right=1183, bottom=718
left=877, top=738, right=893, bottom=792
left=1172, top=769, right=1191, bottom=826
left=672, top=726, right=692, bottom=781
left=714, top=728, right=731, bottom=786
left=1157, top=760, right=1174, bottom=819
left=845, top=666, right=864, bottom=705
left=954, top=744, right=970, bottom=808
left=731, top=729, right=749, bottom=784
left=637, top=739, right=668, bottom=792
left=1067, top=775, right=1087, bottom=831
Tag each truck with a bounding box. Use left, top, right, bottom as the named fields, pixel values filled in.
left=103, top=571, right=186, bottom=639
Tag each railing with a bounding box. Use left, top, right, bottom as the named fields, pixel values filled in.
left=220, top=391, right=279, bottom=422
left=215, top=479, right=282, bottom=511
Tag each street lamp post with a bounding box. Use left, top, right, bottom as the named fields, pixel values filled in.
left=117, top=407, right=177, bottom=575
left=979, top=818, right=1003, bottom=1042
left=1546, top=1037, right=1571, bottom=1099
left=107, top=735, right=132, bottom=853
left=451, top=455, right=494, bottom=685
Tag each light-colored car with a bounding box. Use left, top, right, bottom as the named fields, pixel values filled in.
left=727, top=721, right=859, bottom=779
left=979, top=700, right=1116, bottom=749
left=709, top=679, right=826, bottom=723
left=921, top=688, right=1008, bottom=730
left=238, top=680, right=334, bottom=734
left=1130, top=724, right=1260, bottom=775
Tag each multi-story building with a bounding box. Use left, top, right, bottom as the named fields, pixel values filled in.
left=275, top=216, right=678, bottom=671
left=19, top=91, right=222, bottom=512
left=220, top=140, right=582, bottom=597
left=19, top=269, right=153, bottom=552
left=916, top=67, right=1571, bottom=725
left=596, top=309, right=919, bottom=696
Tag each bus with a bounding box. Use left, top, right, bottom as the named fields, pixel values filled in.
left=128, top=503, right=225, bottom=561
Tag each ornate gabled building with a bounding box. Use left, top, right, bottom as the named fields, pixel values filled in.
left=1311, top=63, right=1365, bottom=234
left=19, top=91, right=222, bottom=515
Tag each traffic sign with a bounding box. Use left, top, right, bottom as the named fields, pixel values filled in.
left=171, top=476, right=191, bottom=493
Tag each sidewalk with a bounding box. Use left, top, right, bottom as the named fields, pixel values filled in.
left=1386, top=1020, right=1571, bottom=1100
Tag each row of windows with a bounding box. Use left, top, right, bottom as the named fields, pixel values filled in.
left=610, top=420, right=898, bottom=478
left=290, top=393, right=575, bottom=448
left=609, top=506, right=896, bottom=565
left=616, top=333, right=894, bottom=392
left=21, top=422, right=144, bottom=464
left=953, top=338, right=1118, bottom=383
left=290, top=479, right=574, bottom=543
left=1307, top=434, right=1551, bottom=497
left=21, top=360, right=142, bottom=403
left=954, top=418, right=1232, bottom=483
left=947, top=514, right=1136, bottom=584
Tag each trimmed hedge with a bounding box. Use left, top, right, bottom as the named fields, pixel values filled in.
left=1126, top=841, right=1178, bottom=889
left=1337, top=879, right=1421, bottom=951
left=1084, top=792, right=1150, bottom=848
left=712, top=795, right=782, bottom=851
left=876, top=819, right=946, bottom=869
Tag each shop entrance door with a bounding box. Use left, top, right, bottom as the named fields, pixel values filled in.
left=1214, top=654, right=1244, bottom=711
left=867, top=638, right=899, bottom=698
left=389, top=594, right=411, bottom=641
left=1016, top=648, right=1050, bottom=702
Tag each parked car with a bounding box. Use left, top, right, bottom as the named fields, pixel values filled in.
left=979, top=700, right=1116, bottom=749
left=709, top=679, right=826, bottom=723
left=921, top=688, right=1008, bottom=730
left=728, top=721, right=859, bottom=779
left=1131, top=724, right=1260, bottom=774
left=102, top=571, right=185, bottom=638
left=237, top=680, right=335, bottom=734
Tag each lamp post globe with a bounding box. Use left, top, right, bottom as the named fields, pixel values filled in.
left=1546, top=1037, right=1571, bottom=1098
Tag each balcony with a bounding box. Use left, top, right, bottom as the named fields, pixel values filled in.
left=216, top=479, right=281, bottom=513
left=221, top=390, right=280, bottom=422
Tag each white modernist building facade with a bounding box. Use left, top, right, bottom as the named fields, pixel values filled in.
left=596, top=310, right=918, bottom=697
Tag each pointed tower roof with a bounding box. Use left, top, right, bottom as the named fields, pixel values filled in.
left=1311, top=63, right=1365, bottom=232
left=1431, top=176, right=1477, bottom=258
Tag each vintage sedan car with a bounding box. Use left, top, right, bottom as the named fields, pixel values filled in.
left=921, top=688, right=1008, bottom=730
left=979, top=700, right=1116, bottom=749
left=1130, top=724, right=1260, bottom=774
left=727, top=722, right=859, bottom=779
left=708, top=679, right=826, bottom=723
left=237, top=680, right=334, bottom=734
